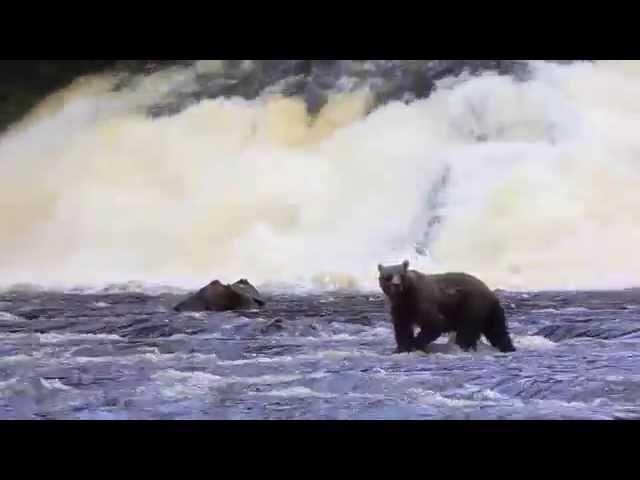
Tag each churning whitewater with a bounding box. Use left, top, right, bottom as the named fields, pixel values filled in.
left=3, top=60, right=640, bottom=292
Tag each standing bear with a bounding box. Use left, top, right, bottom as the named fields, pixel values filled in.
left=378, top=260, right=516, bottom=353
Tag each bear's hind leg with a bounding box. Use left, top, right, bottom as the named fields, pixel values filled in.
left=482, top=302, right=516, bottom=353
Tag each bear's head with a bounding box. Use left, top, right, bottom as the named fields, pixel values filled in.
left=378, top=260, right=410, bottom=299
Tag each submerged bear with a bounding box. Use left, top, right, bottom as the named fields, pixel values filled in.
left=173, top=278, right=266, bottom=312
left=378, top=260, right=516, bottom=354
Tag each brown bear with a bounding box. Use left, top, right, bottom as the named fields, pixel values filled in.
left=378, top=260, right=515, bottom=354
left=173, top=278, right=265, bottom=312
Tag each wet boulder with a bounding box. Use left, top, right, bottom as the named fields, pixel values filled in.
left=173, top=278, right=265, bottom=312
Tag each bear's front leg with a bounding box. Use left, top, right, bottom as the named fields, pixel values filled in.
left=393, top=320, right=415, bottom=353
left=413, top=305, right=446, bottom=351
left=414, top=326, right=442, bottom=351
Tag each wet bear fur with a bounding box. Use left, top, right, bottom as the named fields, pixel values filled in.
left=378, top=260, right=516, bottom=353
left=173, top=278, right=265, bottom=312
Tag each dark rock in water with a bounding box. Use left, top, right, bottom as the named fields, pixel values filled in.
left=259, top=318, right=284, bottom=335
left=16, top=307, right=66, bottom=320
left=535, top=323, right=640, bottom=342
left=173, top=278, right=265, bottom=313
left=229, top=279, right=265, bottom=307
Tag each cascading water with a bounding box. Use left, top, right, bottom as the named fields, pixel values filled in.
left=3, top=60, right=639, bottom=292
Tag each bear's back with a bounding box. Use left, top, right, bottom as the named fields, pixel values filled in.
left=406, top=270, right=496, bottom=315
left=425, top=272, right=493, bottom=295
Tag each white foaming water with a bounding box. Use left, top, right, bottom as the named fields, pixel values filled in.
left=2, top=61, right=640, bottom=292
left=38, top=333, right=123, bottom=343
left=407, top=388, right=500, bottom=408
left=90, top=301, right=111, bottom=308
left=514, top=335, right=557, bottom=350
left=217, top=348, right=384, bottom=366
left=254, top=387, right=336, bottom=398
left=0, top=354, right=35, bottom=364
left=147, top=369, right=330, bottom=400
left=0, top=312, right=26, bottom=323
left=67, top=350, right=219, bottom=365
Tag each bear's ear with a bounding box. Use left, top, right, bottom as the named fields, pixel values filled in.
left=377, top=264, right=383, bottom=273
left=402, top=260, right=410, bottom=271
